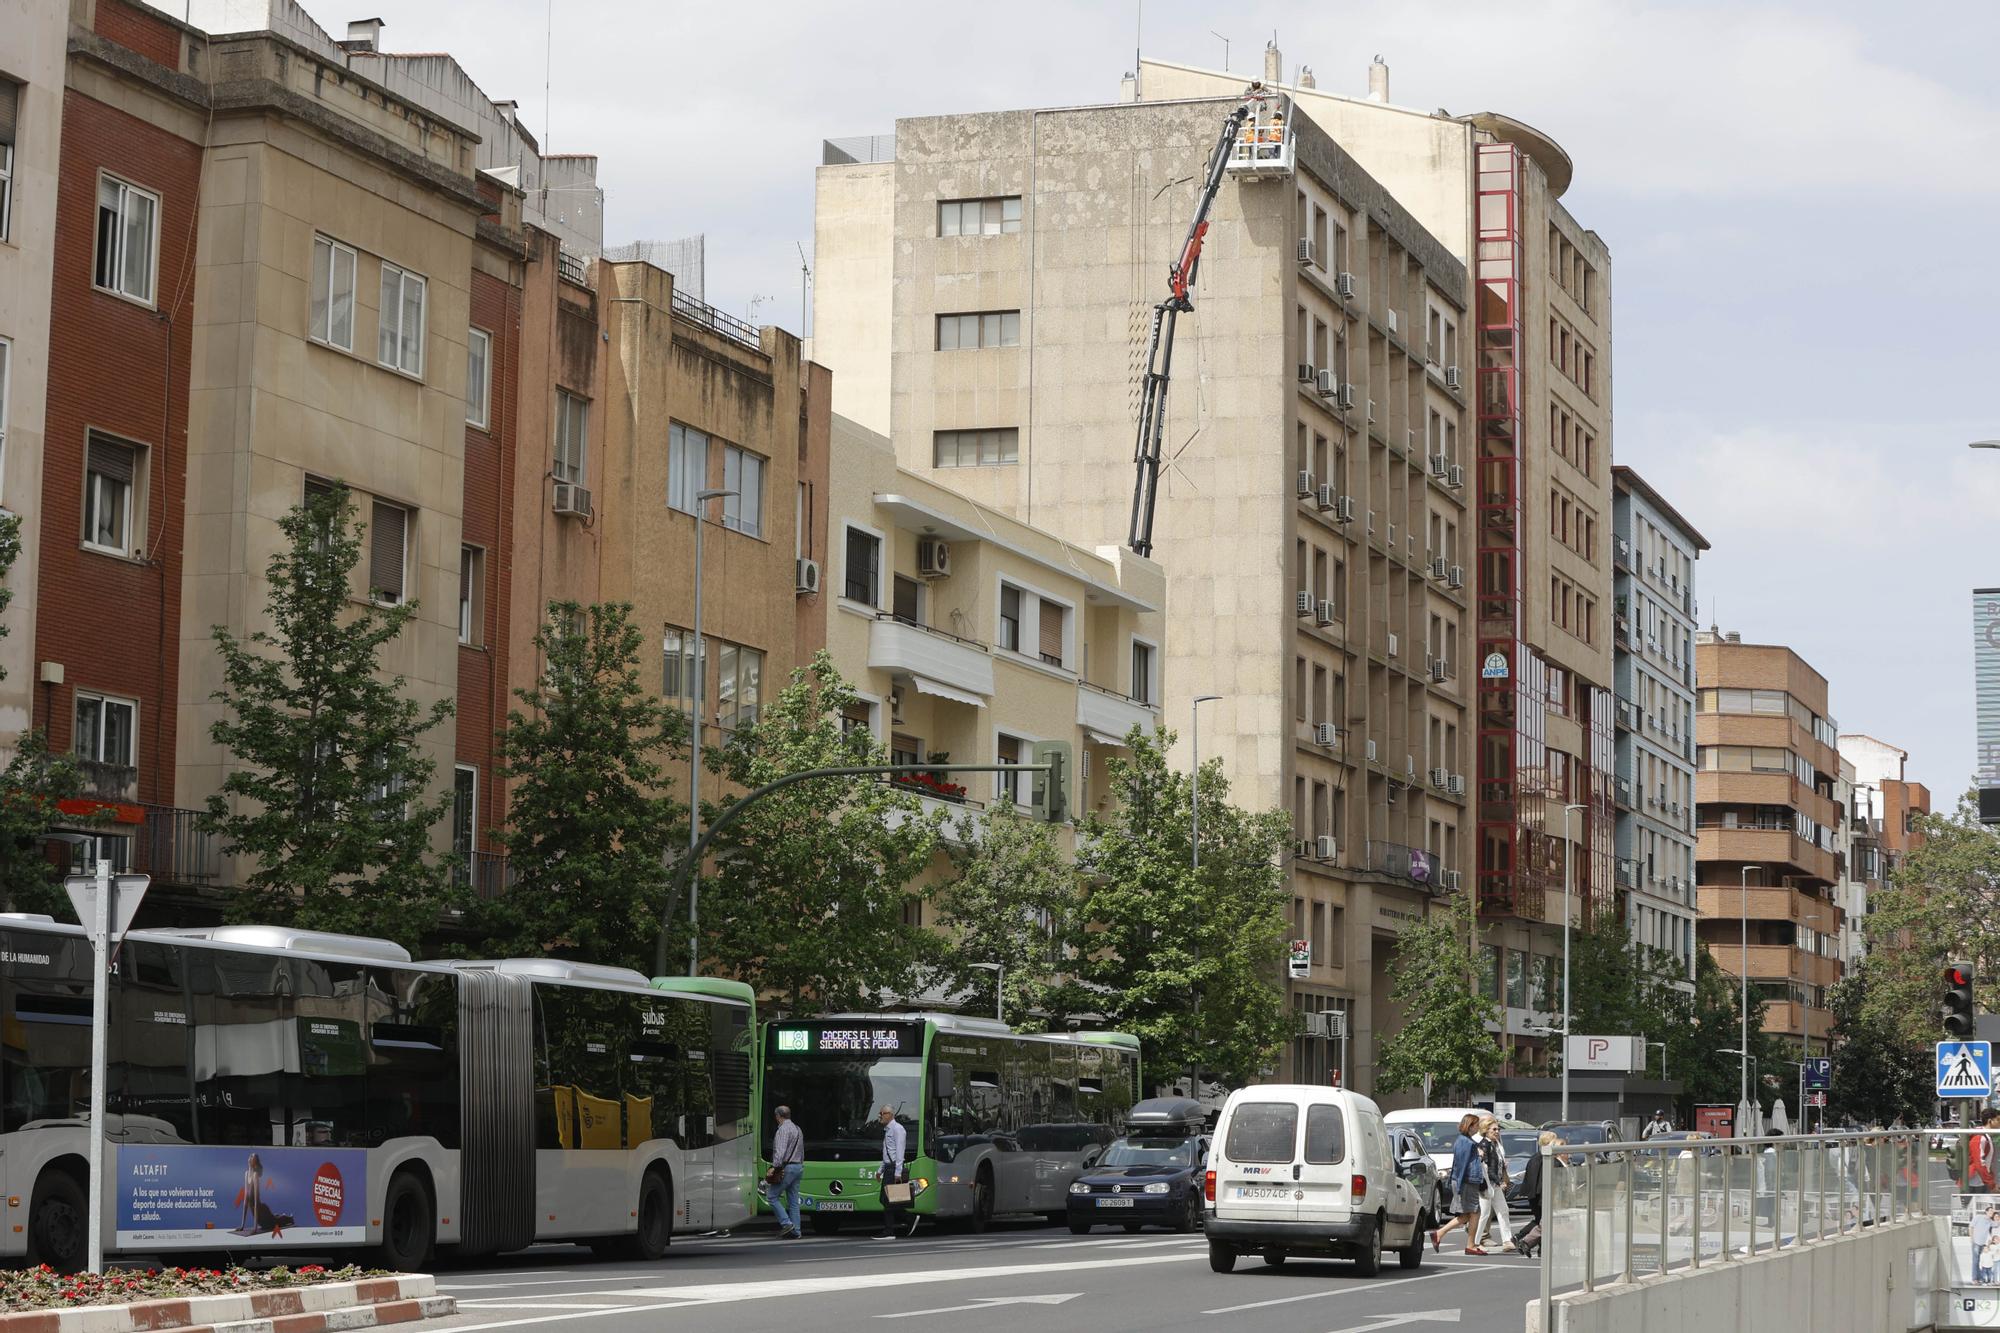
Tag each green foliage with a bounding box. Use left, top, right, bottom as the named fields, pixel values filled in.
left=1827, top=959, right=1933, bottom=1127
left=695, top=652, right=940, bottom=1013
left=0, top=731, right=96, bottom=916
left=1863, top=792, right=2000, bottom=1047
left=1375, top=892, right=1502, bottom=1097
left=484, top=601, right=686, bottom=971
left=201, top=484, right=453, bottom=949
left=0, top=510, right=16, bottom=663
left=933, top=800, right=1090, bottom=1026
left=1073, top=728, right=1293, bottom=1090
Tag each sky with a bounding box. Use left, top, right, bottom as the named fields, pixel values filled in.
left=297, top=0, right=1999, bottom=794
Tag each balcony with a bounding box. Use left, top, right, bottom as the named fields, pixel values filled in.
left=868, top=614, right=995, bottom=702
left=451, top=850, right=515, bottom=901
left=1612, top=536, right=1633, bottom=572
left=1703, top=941, right=1841, bottom=988
left=1615, top=857, right=1639, bottom=891
left=1696, top=825, right=1837, bottom=884
left=671, top=288, right=762, bottom=352
left=1758, top=1000, right=1834, bottom=1040
left=883, top=788, right=988, bottom=846
left=77, top=759, right=138, bottom=802
left=1695, top=883, right=1842, bottom=933
left=49, top=805, right=222, bottom=889
left=1077, top=681, right=1156, bottom=748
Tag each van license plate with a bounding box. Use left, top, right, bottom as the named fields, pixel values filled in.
left=815, top=1201, right=854, bottom=1212
left=1236, top=1186, right=1291, bottom=1199
left=1096, top=1198, right=1135, bottom=1208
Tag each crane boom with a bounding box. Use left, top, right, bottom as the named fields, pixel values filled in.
left=1126, top=87, right=1271, bottom=558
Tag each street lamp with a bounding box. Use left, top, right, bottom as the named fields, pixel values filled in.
left=1560, top=801, right=1586, bottom=1121
left=1720, top=1047, right=1760, bottom=1133
left=1739, top=866, right=1753, bottom=1109
left=1191, top=696, right=1221, bottom=869
left=1647, top=1039, right=1667, bottom=1083
left=686, top=487, right=737, bottom=977
left=970, top=961, right=1004, bottom=1024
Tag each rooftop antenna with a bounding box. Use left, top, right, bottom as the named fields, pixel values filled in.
left=796, top=241, right=812, bottom=339
left=1210, top=30, right=1229, bottom=72
left=543, top=0, right=553, bottom=150
left=1134, top=0, right=1141, bottom=98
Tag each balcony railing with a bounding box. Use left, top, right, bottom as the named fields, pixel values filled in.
left=556, top=247, right=591, bottom=289
left=671, top=288, right=762, bottom=352
left=451, top=850, right=515, bottom=901
left=77, top=759, right=138, bottom=802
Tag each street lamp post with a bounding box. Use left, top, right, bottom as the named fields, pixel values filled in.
left=970, top=961, right=1004, bottom=1023
left=686, top=487, right=737, bottom=977
left=1647, top=1039, right=1667, bottom=1083
left=1561, top=801, right=1586, bottom=1121
left=1191, top=695, right=1221, bottom=869
left=1740, top=866, right=1752, bottom=1109
left=1720, top=1048, right=1759, bottom=1134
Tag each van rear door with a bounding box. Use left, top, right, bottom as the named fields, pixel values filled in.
left=1295, top=1100, right=1357, bottom=1225
left=1216, top=1099, right=1301, bottom=1222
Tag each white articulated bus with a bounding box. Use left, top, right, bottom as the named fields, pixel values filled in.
left=0, top=920, right=754, bottom=1270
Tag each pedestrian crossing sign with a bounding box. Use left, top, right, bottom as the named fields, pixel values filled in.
left=1938, top=1041, right=1993, bottom=1097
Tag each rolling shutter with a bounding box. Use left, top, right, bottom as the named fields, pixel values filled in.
left=1038, top=600, right=1063, bottom=663
left=370, top=501, right=407, bottom=602
left=88, top=433, right=136, bottom=485
left=0, top=79, right=19, bottom=148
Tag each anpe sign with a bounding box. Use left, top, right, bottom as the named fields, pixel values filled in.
left=1564, top=1035, right=1644, bottom=1072
left=1288, top=939, right=1312, bottom=979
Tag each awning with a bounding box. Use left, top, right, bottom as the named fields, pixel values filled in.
left=910, top=675, right=986, bottom=708
left=1084, top=729, right=1129, bottom=749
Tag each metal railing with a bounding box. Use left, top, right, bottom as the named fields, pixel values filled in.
left=1534, top=1129, right=1927, bottom=1332
left=556, top=247, right=591, bottom=289
left=451, top=850, right=514, bottom=901
left=823, top=134, right=895, bottom=165
left=670, top=288, right=763, bottom=351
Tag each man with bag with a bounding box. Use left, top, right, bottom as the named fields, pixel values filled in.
left=767, top=1105, right=805, bottom=1239
left=874, top=1104, right=915, bottom=1239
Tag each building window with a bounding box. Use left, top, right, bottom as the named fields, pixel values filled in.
left=892, top=574, right=921, bottom=625
left=82, top=433, right=142, bottom=556
left=721, top=444, right=765, bottom=537
left=1037, top=598, right=1067, bottom=669
left=0, top=78, right=15, bottom=243
left=936, top=311, right=1020, bottom=349
left=996, top=733, right=1026, bottom=803
left=93, top=174, right=159, bottom=304
left=458, top=545, right=484, bottom=645
left=553, top=389, right=588, bottom=485
left=0, top=337, right=9, bottom=493
left=998, top=584, right=1023, bottom=652
left=668, top=422, right=707, bottom=514
left=663, top=626, right=701, bottom=717
left=933, top=427, right=1019, bottom=468
left=717, top=642, right=763, bottom=730
left=369, top=499, right=409, bottom=605
left=452, top=765, right=477, bottom=859
left=376, top=261, right=426, bottom=376
left=843, top=526, right=881, bottom=605
left=938, top=196, right=1021, bottom=236
left=891, top=733, right=923, bottom=768
left=74, top=692, right=137, bottom=771
left=309, top=235, right=357, bottom=351
left=1131, top=640, right=1154, bottom=704
left=465, top=328, right=491, bottom=428
left=840, top=701, right=875, bottom=739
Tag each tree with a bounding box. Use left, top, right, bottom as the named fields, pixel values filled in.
left=694, top=652, right=939, bottom=1013
left=1073, top=728, right=1293, bottom=1091
left=932, top=800, right=1090, bottom=1026
left=202, top=484, right=453, bottom=949
left=1826, top=959, right=1932, bottom=1128
left=1375, top=892, right=1503, bottom=1097
left=1863, top=793, right=2000, bottom=1047
left=482, top=601, right=685, bottom=972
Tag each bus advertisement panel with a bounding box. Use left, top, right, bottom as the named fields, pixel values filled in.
left=115, top=1145, right=368, bottom=1248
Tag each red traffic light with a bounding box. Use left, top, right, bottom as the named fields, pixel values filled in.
left=1951, top=967, right=1973, bottom=987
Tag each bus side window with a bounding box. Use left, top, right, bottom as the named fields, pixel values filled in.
left=364, top=969, right=459, bottom=1148
left=532, top=985, right=561, bottom=1149
left=110, top=940, right=194, bottom=1143
left=289, top=957, right=368, bottom=1147
left=7, top=933, right=96, bottom=1133
left=188, top=948, right=291, bottom=1146
left=709, top=1002, right=751, bottom=1143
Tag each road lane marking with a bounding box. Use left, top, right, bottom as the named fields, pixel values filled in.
left=877, top=1293, right=1082, bottom=1319
left=436, top=1306, right=666, bottom=1333
left=1323, top=1309, right=1461, bottom=1333
left=440, top=1277, right=680, bottom=1291
left=1200, top=1263, right=1483, bottom=1315
left=455, top=1303, right=650, bottom=1312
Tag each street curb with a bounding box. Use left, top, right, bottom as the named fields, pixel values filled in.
left=0, top=1277, right=453, bottom=1333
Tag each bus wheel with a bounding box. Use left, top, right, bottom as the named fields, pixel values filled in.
left=27, top=1169, right=86, bottom=1273
left=373, top=1171, right=435, bottom=1271
left=968, top=1168, right=994, bottom=1233
left=810, top=1212, right=845, bottom=1235
left=607, top=1172, right=672, bottom=1262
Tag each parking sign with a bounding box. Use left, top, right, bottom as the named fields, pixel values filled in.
left=1804, top=1057, right=1830, bottom=1091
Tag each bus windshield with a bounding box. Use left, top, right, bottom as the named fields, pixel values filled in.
left=763, top=1053, right=922, bottom=1159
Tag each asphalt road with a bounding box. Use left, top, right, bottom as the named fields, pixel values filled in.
left=423, top=1219, right=1541, bottom=1333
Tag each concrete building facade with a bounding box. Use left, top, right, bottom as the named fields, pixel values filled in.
left=1612, top=465, right=1706, bottom=981
left=813, top=80, right=1479, bottom=1095
left=1837, top=732, right=1929, bottom=962
left=1694, top=630, right=1843, bottom=1045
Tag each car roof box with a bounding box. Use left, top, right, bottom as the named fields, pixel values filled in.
left=1127, top=1096, right=1205, bottom=1129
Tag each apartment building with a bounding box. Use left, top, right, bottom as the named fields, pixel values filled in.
left=1832, top=758, right=1874, bottom=967
left=1127, top=47, right=1619, bottom=1078
left=825, top=415, right=1162, bottom=864
left=813, top=74, right=1477, bottom=1095
left=1837, top=732, right=1929, bottom=959
left=1612, top=466, right=1707, bottom=981
left=0, top=6, right=66, bottom=745
left=1694, top=630, right=1843, bottom=1045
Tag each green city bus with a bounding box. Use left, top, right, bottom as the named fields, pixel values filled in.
left=757, top=1014, right=1139, bottom=1232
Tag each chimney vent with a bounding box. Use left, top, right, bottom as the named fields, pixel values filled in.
left=1263, top=40, right=1282, bottom=84
left=1368, top=55, right=1389, bottom=102
left=1724, top=630, right=1742, bottom=644
left=344, top=17, right=385, bottom=52
left=1298, top=65, right=1316, bottom=89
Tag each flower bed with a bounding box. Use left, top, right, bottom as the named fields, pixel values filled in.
left=0, top=1264, right=383, bottom=1311
left=891, top=771, right=967, bottom=801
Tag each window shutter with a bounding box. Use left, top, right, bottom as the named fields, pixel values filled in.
left=371, top=501, right=407, bottom=599
left=1038, top=600, right=1063, bottom=661
left=0, top=79, right=20, bottom=147
left=88, top=433, right=135, bottom=485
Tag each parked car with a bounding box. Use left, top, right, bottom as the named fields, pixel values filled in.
left=1384, top=1107, right=1535, bottom=1217
left=1066, top=1096, right=1208, bottom=1235
left=1539, top=1119, right=1623, bottom=1160
left=1207, top=1085, right=1428, bottom=1276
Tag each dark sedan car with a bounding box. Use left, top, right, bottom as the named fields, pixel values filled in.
left=1066, top=1131, right=1209, bottom=1234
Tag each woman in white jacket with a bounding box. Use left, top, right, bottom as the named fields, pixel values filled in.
left=1473, top=1115, right=1518, bottom=1254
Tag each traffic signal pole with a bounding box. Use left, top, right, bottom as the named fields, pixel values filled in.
left=652, top=757, right=1067, bottom=977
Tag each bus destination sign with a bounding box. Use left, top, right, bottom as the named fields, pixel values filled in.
left=773, top=1024, right=915, bottom=1056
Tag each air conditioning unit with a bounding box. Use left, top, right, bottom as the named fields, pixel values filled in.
left=1298, top=469, right=1315, bottom=497
left=1386, top=632, right=1399, bottom=658
left=1337, top=383, right=1357, bottom=410
left=1444, top=366, right=1462, bottom=391
left=1317, top=483, right=1337, bottom=511
left=1297, top=363, right=1314, bottom=384
left=889, top=688, right=905, bottom=724
left=794, top=558, right=821, bottom=595
left=1296, top=839, right=1314, bottom=859
left=1447, top=463, right=1464, bottom=489
left=1405, top=756, right=1418, bottom=782
left=917, top=538, right=951, bottom=577
left=552, top=482, right=593, bottom=519
left=1430, top=453, right=1449, bottom=478
left=1365, top=739, right=1378, bottom=762
left=1317, top=369, right=1338, bottom=397
left=1386, top=309, right=1400, bottom=335
left=1430, top=767, right=1449, bottom=790
left=1315, top=834, right=1337, bottom=861
left=1366, top=399, right=1378, bottom=423
left=1386, top=523, right=1397, bottom=546
left=1337, top=495, right=1356, bottom=522
left=1295, top=590, right=1315, bottom=618
left=1336, top=272, right=1358, bottom=298
left=1297, top=238, right=1316, bottom=265
left=1314, top=722, right=1339, bottom=747
left=1448, top=773, right=1466, bottom=796
left=1430, top=659, right=1448, bottom=683
left=1316, top=600, right=1336, bottom=626
left=1447, top=565, right=1464, bottom=590
left=1429, top=556, right=1447, bottom=580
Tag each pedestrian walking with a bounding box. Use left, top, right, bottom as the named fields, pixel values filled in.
left=1971, top=1113, right=2000, bottom=1191
left=873, top=1105, right=915, bottom=1240
left=1642, top=1109, right=1673, bottom=1139
left=1513, top=1131, right=1559, bottom=1259
left=1429, top=1113, right=1488, bottom=1254
left=1472, top=1115, right=1517, bottom=1253
left=766, top=1105, right=805, bottom=1239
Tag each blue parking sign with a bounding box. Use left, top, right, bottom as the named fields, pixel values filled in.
left=1804, top=1057, right=1830, bottom=1091
left=1938, top=1041, right=1993, bottom=1098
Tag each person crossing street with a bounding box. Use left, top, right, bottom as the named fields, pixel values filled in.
left=766, top=1105, right=805, bottom=1239
left=873, top=1105, right=916, bottom=1239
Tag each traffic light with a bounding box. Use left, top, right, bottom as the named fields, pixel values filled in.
left=1030, top=740, right=1071, bottom=824
left=1943, top=963, right=1978, bottom=1039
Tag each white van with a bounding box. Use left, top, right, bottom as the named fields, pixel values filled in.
left=1205, top=1085, right=1431, bottom=1274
